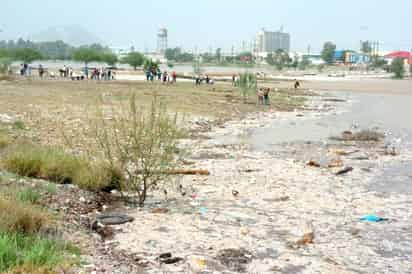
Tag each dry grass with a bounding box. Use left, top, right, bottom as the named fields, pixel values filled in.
left=0, top=80, right=305, bottom=149
left=0, top=196, right=51, bottom=234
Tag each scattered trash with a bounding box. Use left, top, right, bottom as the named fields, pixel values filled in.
left=307, top=160, right=320, bottom=167
left=277, top=196, right=290, bottom=202
left=331, top=130, right=384, bottom=142
left=151, top=208, right=169, bottom=214
left=328, top=159, right=343, bottom=168
left=96, top=213, right=134, bottom=225
left=360, top=215, right=388, bottom=222
left=335, top=167, right=354, bottom=176
left=199, top=207, right=207, bottom=215
left=296, top=232, right=315, bottom=246
left=241, top=169, right=261, bottom=173
left=158, top=252, right=183, bottom=264
left=232, top=190, right=240, bottom=197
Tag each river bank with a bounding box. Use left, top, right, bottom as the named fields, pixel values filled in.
left=109, top=89, right=412, bottom=273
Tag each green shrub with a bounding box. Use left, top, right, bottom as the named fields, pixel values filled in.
left=12, top=121, right=25, bottom=130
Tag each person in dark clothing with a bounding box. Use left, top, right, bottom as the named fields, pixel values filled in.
left=38, top=65, right=45, bottom=78
left=263, top=88, right=270, bottom=105
left=162, top=71, right=168, bottom=84
left=205, top=75, right=210, bottom=84
left=294, top=79, right=301, bottom=90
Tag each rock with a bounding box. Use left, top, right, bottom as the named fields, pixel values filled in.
left=216, top=248, right=253, bottom=272
left=79, top=196, right=87, bottom=203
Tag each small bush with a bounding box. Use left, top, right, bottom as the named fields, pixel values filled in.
left=74, top=162, right=124, bottom=191
left=0, top=196, right=50, bottom=234
left=12, top=121, right=25, bottom=130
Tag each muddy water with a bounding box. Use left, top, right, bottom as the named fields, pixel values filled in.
left=228, top=91, right=412, bottom=194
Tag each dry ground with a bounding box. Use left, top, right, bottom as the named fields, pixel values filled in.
left=0, top=79, right=305, bottom=148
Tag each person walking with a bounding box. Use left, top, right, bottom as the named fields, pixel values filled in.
left=256, top=88, right=264, bottom=105
left=263, top=88, right=270, bottom=105
left=172, top=71, right=177, bottom=83
left=38, top=64, right=45, bottom=79
left=162, top=71, right=168, bottom=84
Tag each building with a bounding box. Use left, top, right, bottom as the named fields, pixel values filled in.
left=157, top=28, right=168, bottom=55
left=384, top=51, right=412, bottom=65
left=255, top=28, right=290, bottom=55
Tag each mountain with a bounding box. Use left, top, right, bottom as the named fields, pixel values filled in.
left=30, top=25, right=103, bottom=46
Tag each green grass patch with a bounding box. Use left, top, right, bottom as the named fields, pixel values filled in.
left=0, top=233, right=77, bottom=273
left=2, top=143, right=124, bottom=191
left=16, top=188, right=41, bottom=204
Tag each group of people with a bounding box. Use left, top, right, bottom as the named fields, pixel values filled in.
left=90, top=67, right=115, bottom=80
left=145, top=69, right=177, bottom=84
left=257, top=87, right=271, bottom=105
left=19, top=63, right=30, bottom=76
left=195, top=75, right=214, bottom=85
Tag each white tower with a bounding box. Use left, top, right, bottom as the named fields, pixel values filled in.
left=157, top=28, right=168, bottom=55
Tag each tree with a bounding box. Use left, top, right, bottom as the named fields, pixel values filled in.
left=73, top=47, right=101, bottom=66
left=12, top=48, right=43, bottom=63
left=298, top=56, right=311, bottom=70
left=90, top=94, right=184, bottom=207
left=143, top=59, right=159, bottom=72
left=266, top=49, right=290, bottom=70
left=236, top=72, right=257, bottom=103
left=101, top=52, right=118, bottom=66
left=391, top=58, right=405, bottom=79
left=121, top=52, right=145, bottom=70
left=165, top=48, right=179, bottom=61
left=321, top=42, right=336, bottom=64
left=236, top=51, right=253, bottom=63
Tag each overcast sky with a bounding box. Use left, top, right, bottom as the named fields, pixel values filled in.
left=1, top=0, right=411, bottom=53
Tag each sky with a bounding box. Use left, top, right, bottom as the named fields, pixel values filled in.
left=1, top=0, right=412, bottom=53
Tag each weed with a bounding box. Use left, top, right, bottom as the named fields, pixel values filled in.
left=12, top=121, right=25, bottom=130
left=0, top=233, right=76, bottom=273
left=0, top=196, right=50, bottom=234
left=17, top=188, right=41, bottom=204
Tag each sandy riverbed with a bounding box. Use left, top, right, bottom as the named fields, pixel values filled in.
left=111, top=91, right=412, bottom=273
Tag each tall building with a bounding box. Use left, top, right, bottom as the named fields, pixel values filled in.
left=157, top=28, right=168, bottom=55
left=255, top=28, right=290, bottom=54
